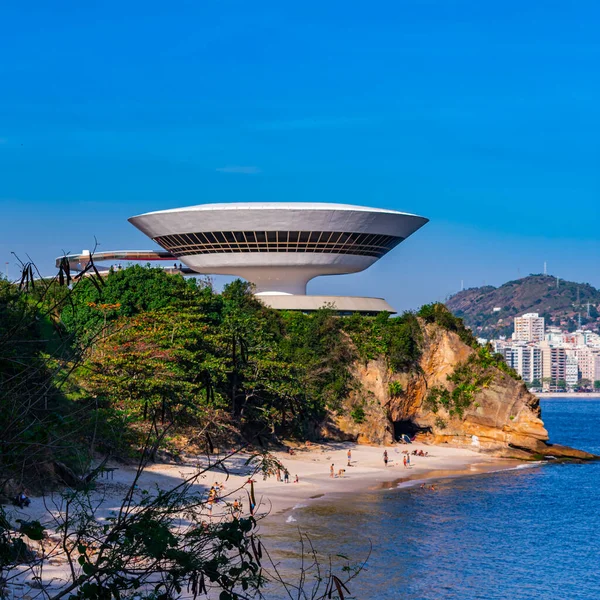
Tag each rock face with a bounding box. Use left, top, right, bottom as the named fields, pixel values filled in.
left=330, top=322, right=595, bottom=460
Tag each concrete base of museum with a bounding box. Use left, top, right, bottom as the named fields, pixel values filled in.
left=257, top=294, right=396, bottom=314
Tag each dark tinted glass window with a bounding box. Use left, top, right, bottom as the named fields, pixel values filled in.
left=154, top=231, right=403, bottom=258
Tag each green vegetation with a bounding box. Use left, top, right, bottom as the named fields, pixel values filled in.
left=342, top=310, right=422, bottom=370
left=1, top=268, right=428, bottom=484
left=417, top=302, right=477, bottom=348
left=388, top=381, right=403, bottom=398
left=1, top=269, right=517, bottom=488
left=434, top=417, right=447, bottom=429
left=350, top=405, right=366, bottom=424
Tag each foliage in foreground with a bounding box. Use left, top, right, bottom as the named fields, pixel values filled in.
left=0, top=439, right=366, bottom=600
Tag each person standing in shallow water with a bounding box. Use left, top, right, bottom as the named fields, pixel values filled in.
left=383, top=450, right=388, bottom=467
left=330, top=464, right=335, bottom=478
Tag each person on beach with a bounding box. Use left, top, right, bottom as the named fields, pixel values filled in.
left=347, top=449, right=352, bottom=466
left=14, top=491, right=30, bottom=508
left=330, top=464, right=335, bottom=478
left=276, top=467, right=282, bottom=482
left=403, top=456, right=407, bottom=468
left=284, top=471, right=290, bottom=483
left=407, top=454, right=411, bottom=467
left=294, top=474, right=299, bottom=483
left=383, top=450, right=388, bottom=467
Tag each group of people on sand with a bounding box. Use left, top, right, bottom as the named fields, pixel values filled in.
left=276, top=467, right=299, bottom=484
left=330, top=464, right=347, bottom=478
left=207, top=481, right=225, bottom=510
left=383, top=447, right=429, bottom=468
left=329, top=449, right=354, bottom=478
left=410, top=449, right=429, bottom=457
left=385, top=450, right=412, bottom=468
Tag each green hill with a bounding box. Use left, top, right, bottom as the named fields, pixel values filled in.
left=446, top=274, right=600, bottom=338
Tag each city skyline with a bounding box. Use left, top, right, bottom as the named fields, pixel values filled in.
left=492, top=311, right=600, bottom=390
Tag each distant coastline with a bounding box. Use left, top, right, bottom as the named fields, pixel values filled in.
left=536, top=392, right=600, bottom=399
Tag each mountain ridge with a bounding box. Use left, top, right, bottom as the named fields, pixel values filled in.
left=446, top=274, right=600, bottom=338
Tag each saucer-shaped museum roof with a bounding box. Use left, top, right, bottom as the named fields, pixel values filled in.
left=128, top=202, right=428, bottom=297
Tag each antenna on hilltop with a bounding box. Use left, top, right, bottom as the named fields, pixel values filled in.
left=556, top=277, right=559, bottom=288
left=544, top=261, right=547, bottom=275
left=461, top=279, right=464, bottom=291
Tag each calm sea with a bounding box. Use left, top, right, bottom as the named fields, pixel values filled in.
left=263, top=399, right=600, bottom=599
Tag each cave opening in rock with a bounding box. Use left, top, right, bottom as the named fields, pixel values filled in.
left=393, top=419, right=430, bottom=441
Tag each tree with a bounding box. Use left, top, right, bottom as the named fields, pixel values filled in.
left=594, top=380, right=600, bottom=390
left=0, top=270, right=99, bottom=494
left=60, top=265, right=196, bottom=339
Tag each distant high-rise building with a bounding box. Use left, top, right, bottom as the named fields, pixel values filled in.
left=496, top=342, right=542, bottom=383
left=540, top=341, right=567, bottom=388
left=576, top=347, right=600, bottom=382
left=514, top=313, right=545, bottom=342
left=565, top=353, right=579, bottom=387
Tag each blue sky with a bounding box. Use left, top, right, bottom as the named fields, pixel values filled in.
left=1, top=0, right=599, bottom=310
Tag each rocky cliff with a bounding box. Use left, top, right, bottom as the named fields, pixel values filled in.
left=329, top=322, right=595, bottom=460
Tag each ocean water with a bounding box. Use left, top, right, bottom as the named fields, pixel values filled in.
left=263, top=400, right=600, bottom=599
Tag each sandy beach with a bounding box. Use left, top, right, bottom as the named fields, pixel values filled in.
left=2, top=441, right=517, bottom=597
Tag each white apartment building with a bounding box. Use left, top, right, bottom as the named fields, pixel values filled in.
left=514, top=313, right=545, bottom=342
left=544, top=326, right=564, bottom=345
left=498, top=343, right=542, bottom=383
left=584, top=331, right=600, bottom=349
left=565, top=352, right=579, bottom=387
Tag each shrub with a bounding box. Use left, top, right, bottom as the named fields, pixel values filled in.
left=350, top=406, right=366, bottom=424
left=418, top=303, right=477, bottom=347
left=388, top=381, right=404, bottom=398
